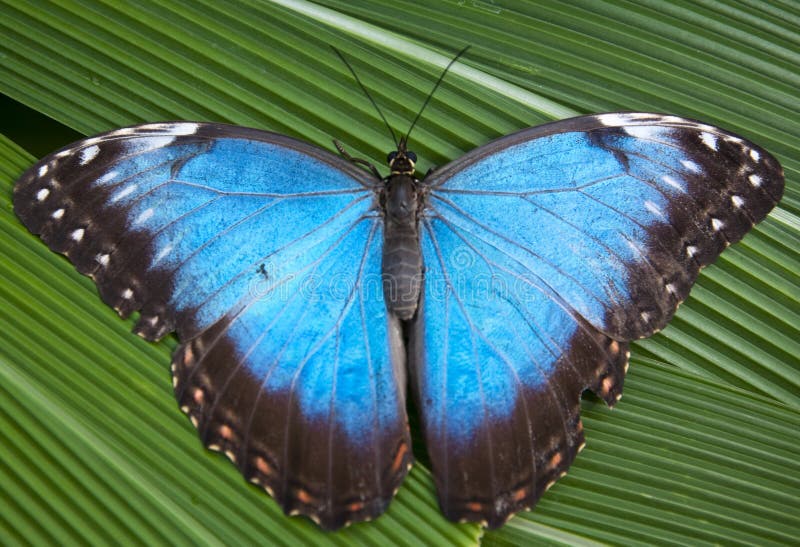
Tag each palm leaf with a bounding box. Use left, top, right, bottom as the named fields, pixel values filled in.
left=1, top=1, right=798, bottom=545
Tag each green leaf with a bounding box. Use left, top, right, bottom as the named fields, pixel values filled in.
left=1, top=1, right=798, bottom=545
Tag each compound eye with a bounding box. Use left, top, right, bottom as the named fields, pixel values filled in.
left=406, top=151, right=417, bottom=163
left=387, top=151, right=398, bottom=165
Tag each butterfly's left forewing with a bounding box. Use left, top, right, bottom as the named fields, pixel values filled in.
left=414, top=113, right=783, bottom=526
left=14, top=123, right=412, bottom=529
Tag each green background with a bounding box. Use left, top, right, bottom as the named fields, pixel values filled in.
left=1, top=1, right=798, bottom=545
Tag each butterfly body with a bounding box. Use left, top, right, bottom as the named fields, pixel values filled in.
left=13, top=113, right=783, bottom=529
left=381, top=143, right=424, bottom=320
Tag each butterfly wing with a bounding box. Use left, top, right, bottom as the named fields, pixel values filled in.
left=13, top=123, right=412, bottom=529
left=413, top=112, right=784, bottom=526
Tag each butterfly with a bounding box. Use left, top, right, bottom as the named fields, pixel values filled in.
left=13, top=94, right=783, bottom=529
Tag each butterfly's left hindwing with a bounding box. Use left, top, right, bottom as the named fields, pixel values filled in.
left=13, top=123, right=412, bottom=529
left=414, top=112, right=783, bottom=526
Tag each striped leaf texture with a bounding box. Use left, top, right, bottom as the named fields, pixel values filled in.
left=1, top=1, right=798, bottom=545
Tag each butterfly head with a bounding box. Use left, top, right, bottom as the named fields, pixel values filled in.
left=388, top=138, right=417, bottom=176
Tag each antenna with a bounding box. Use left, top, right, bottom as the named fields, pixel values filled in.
left=404, top=46, right=470, bottom=144
left=331, top=47, right=399, bottom=148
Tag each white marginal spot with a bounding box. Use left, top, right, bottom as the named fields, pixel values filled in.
left=686, top=245, right=698, bottom=258
left=111, top=184, right=136, bottom=202
left=135, top=208, right=154, bottom=225
left=80, top=145, right=100, bottom=165
left=711, top=218, right=725, bottom=231
left=96, top=253, right=110, bottom=267
left=51, top=208, right=65, bottom=220
left=131, top=136, right=176, bottom=154
left=154, top=244, right=173, bottom=263
left=749, top=149, right=761, bottom=161
left=83, top=137, right=102, bottom=146
left=666, top=283, right=677, bottom=295
left=36, top=188, right=50, bottom=201
left=624, top=125, right=661, bottom=139
left=748, top=174, right=762, bottom=187
left=164, top=122, right=200, bottom=135
left=70, top=228, right=85, bottom=242
left=97, top=170, right=119, bottom=185
left=662, top=175, right=684, bottom=192
left=596, top=113, right=630, bottom=126
left=661, top=115, right=684, bottom=124
left=680, top=159, right=701, bottom=173
left=113, top=127, right=137, bottom=136
left=700, top=132, right=718, bottom=151
left=731, top=195, right=745, bottom=209
left=38, top=164, right=49, bottom=177
left=644, top=200, right=665, bottom=218
left=122, top=288, right=134, bottom=299
left=147, top=316, right=159, bottom=326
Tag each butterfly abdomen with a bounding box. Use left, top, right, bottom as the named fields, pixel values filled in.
left=382, top=174, right=423, bottom=320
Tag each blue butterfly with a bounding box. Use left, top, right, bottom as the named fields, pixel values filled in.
left=13, top=109, right=783, bottom=529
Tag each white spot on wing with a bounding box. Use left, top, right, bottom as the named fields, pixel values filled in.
left=711, top=218, right=725, bottom=231
left=135, top=208, right=154, bottom=224
left=666, top=283, right=677, bottom=295
left=96, top=253, right=110, bottom=267
left=624, top=125, right=661, bottom=139
left=122, top=288, right=134, bottom=299
left=97, top=170, right=119, bottom=185
left=70, top=228, right=85, bottom=242
left=52, top=208, right=65, bottom=219
left=749, top=149, right=760, bottom=161
left=644, top=200, right=665, bottom=218
left=700, top=132, right=718, bottom=150
left=130, top=136, right=176, bottom=154
left=686, top=245, right=698, bottom=257
left=38, top=164, right=49, bottom=177
left=731, top=195, right=744, bottom=208
left=80, top=145, right=100, bottom=165
left=662, top=175, right=685, bottom=192
left=596, top=113, right=630, bottom=126
left=748, top=174, right=762, bottom=187
left=154, top=244, right=173, bottom=263
left=111, top=184, right=135, bottom=202
left=680, top=160, right=701, bottom=173
left=36, top=188, right=50, bottom=201
left=165, top=122, right=200, bottom=135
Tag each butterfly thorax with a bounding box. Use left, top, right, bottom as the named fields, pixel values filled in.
left=381, top=148, right=423, bottom=320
